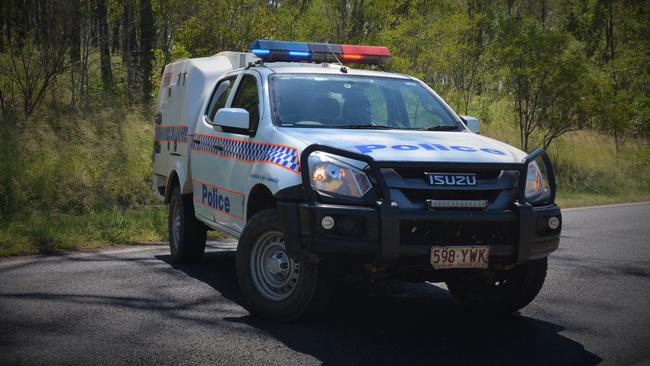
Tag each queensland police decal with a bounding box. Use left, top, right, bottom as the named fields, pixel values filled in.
left=155, top=125, right=189, bottom=143
left=191, top=179, right=244, bottom=220
left=191, top=133, right=300, bottom=173
left=355, top=143, right=506, bottom=155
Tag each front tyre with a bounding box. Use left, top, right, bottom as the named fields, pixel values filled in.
left=236, top=209, right=333, bottom=321
left=168, top=186, right=206, bottom=263
left=446, top=258, right=548, bottom=314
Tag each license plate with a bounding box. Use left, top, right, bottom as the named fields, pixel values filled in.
left=430, top=246, right=489, bottom=269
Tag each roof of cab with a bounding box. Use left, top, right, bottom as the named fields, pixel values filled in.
left=250, top=62, right=411, bottom=79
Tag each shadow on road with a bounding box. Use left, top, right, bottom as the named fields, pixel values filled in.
left=159, top=249, right=601, bottom=366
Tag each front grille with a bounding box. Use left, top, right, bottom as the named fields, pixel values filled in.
left=400, top=220, right=517, bottom=246
left=392, top=167, right=502, bottom=181
left=382, top=166, right=517, bottom=210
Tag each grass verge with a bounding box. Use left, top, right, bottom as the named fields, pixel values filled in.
left=0, top=207, right=167, bottom=256
left=556, top=192, right=650, bottom=208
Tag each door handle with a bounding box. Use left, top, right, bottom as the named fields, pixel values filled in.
left=213, top=144, right=224, bottom=152
left=192, top=138, right=200, bottom=144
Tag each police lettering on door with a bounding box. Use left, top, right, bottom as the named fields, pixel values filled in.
left=202, top=185, right=231, bottom=213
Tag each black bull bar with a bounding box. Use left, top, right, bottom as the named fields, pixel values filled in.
left=279, top=144, right=559, bottom=264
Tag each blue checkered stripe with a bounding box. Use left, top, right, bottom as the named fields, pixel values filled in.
left=155, top=125, right=189, bottom=143
left=192, top=134, right=300, bottom=173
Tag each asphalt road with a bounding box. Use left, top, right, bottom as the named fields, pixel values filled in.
left=1, top=202, right=649, bottom=365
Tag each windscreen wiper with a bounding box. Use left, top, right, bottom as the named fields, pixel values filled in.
left=332, top=124, right=395, bottom=129
left=423, top=125, right=460, bottom=131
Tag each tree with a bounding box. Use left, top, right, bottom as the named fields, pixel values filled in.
left=0, top=0, right=70, bottom=119
left=495, top=17, right=588, bottom=151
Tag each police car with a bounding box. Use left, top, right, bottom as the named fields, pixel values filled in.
left=153, top=40, right=562, bottom=320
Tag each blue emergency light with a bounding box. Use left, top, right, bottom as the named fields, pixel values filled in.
left=249, top=40, right=391, bottom=64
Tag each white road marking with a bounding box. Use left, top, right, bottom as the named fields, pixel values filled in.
left=563, top=201, right=650, bottom=212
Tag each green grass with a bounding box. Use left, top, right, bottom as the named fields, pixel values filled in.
left=552, top=131, right=650, bottom=207
left=556, top=192, right=650, bottom=208
left=0, top=207, right=167, bottom=256
left=0, top=108, right=158, bottom=216
left=0, top=107, right=169, bottom=257
left=482, top=127, right=650, bottom=208
left=480, top=99, right=650, bottom=208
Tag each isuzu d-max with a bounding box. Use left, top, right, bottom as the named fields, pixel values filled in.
left=152, top=40, right=561, bottom=320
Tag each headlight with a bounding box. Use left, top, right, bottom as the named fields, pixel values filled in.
left=525, top=161, right=548, bottom=201
left=308, top=152, right=372, bottom=198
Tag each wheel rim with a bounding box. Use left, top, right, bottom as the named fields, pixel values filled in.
left=170, top=200, right=181, bottom=253
left=249, top=230, right=301, bottom=301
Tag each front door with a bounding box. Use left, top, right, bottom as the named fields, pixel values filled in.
left=190, top=75, right=245, bottom=231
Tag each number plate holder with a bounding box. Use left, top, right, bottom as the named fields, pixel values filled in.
left=430, top=246, right=490, bottom=269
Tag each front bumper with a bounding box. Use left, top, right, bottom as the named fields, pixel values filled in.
left=278, top=200, right=561, bottom=265
left=279, top=144, right=561, bottom=266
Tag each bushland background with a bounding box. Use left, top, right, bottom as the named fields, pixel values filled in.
left=0, top=0, right=649, bottom=255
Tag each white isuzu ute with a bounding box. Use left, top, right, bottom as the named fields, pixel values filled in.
left=152, top=40, right=562, bottom=320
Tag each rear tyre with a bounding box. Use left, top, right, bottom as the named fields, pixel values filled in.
left=168, top=185, right=206, bottom=263
left=446, top=257, right=548, bottom=314
left=236, top=209, right=334, bottom=321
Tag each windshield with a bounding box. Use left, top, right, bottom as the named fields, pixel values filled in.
left=269, top=74, right=461, bottom=130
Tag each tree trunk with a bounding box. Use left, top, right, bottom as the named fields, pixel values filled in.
left=0, top=0, right=6, bottom=52
left=140, top=0, right=154, bottom=109
left=95, top=0, right=113, bottom=91
left=123, top=0, right=139, bottom=105
left=349, top=0, right=364, bottom=41
left=112, top=19, right=120, bottom=53
left=539, top=0, right=547, bottom=27
left=80, top=15, right=90, bottom=106
left=70, top=0, right=81, bottom=108
left=604, top=0, right=615, bottom=63
left=614, top=129, right=621, bottom=166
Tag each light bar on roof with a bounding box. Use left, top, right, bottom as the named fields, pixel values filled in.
left=249, top=40, right=391, bottom=65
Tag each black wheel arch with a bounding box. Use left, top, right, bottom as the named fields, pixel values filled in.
left=247, top=184, right=276, bottom=221
left=164, top=170, right=180, bottom=204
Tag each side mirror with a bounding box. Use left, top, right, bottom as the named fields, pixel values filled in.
left=460, top=115, right=480, bottom=134
left=214, top=108, right=250, bottom=130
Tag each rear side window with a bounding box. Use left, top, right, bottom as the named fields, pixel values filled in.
left=230, top=75, right=260, bottom=132
left=206, top=77, right=235, bottom=122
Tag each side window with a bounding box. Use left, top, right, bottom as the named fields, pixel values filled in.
left=206, top=77, right=235, bottom=122
left=230, top=75, right=260, bottom=132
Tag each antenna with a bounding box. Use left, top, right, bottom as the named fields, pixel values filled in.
left=325, top=42, right=343, bottom=66
left=326, top=41, right=347, bottom=73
